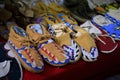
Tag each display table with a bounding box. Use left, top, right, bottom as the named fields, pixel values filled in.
left=23, top=41, right=120, bottom=80
left=0, top=31, right=119, bottom=80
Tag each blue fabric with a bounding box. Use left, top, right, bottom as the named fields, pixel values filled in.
left=101, top=24, right=118, bottom=33
left=104, top=14, right=120, bottom=26
left=101, top=23, right=120, bottom=39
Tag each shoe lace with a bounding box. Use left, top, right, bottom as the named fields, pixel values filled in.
left=52, top=23, right=69, bottom=37
left=91, top=33, right=106, bottom=45
left=34, top=34, right=53, bottom=46
left=9, top=32, right=34, bottom=49
left=70, top=31, right=82, bottom=39
left=81, top=26, right=92, bottom=32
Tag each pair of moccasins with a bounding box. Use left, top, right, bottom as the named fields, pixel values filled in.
left=7, top=23, right=70, bottom=73
left=81, top=20, right=118, bottom=53
left=40, top=12, right=98, bottom=62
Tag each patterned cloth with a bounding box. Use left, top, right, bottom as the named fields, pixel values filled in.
left=0, top=42, right=23, bottom=80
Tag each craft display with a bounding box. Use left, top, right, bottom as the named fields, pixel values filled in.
left=0, top=0, right=120, bottom=80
